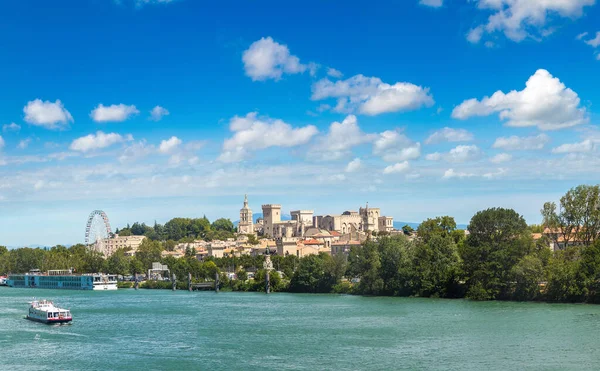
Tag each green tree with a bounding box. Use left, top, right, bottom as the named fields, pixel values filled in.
left=461, top=208, right=532, bottom=300
left=511, top=254, right=544, bottom=301
left=417, top=216, right=457, bottom=243
left=402, top=225, right=414, bottom=235
left=106, top=249, right=130, bottom=276
left=410, top=234, right=461, bottom=298
left=542, top=185, right=600, bottom=248
left=135, top=239, right=163, bottom=269
left=347, top=241, right=383, bottom=295
left=289, top=253, right=335, bottom=293
left=236, top=269, right=248, bottom=281
left=212, top=218, right=235, bottom=232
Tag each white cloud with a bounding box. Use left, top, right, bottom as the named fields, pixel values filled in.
left=90, top=104, right=139, bottom=122
left=311, top=74, right=434, bottom=116
left=453, top=69, right=587, bottom=130
left=467, top=26, right=485, bottom=44
left=442, top=168, right=475, bottom=179
left=327, top=68, right=343, bottom=78
left=419, top=0, right=443, bottom=7
left=383, top=161, right=410, bottom=174
left=0, top=136, right=4, bottom=150
left=23, top=99, right=73, bottom=129
left=70, top=131, right=129, bottom=152
left=149, top=106, right=169, bottom=121
left=483, top=168, right=508, bottom=179
left=317, top=115, right=375, bottom=156
left=425, top=127, right=474, bottom=144
left=584, top=31, right=600, bottom=47
left=426, top=146, right=481, bottom=163
left=373, top=130, right=421, bottom=162
left=447, top=145, right=481, bottom=163
left=468, top=0, right=594, bottom=43
left=18, top=138, right=31, bottom=150
left=119, top=140, right=154, bottom=163
left=425, top=152, right=442, bottom=161
left=219, top=112, right=318, bottom=162
left=577, top=32, right=589, bottom=40
left=346, top=158, right=362, bottom=173
left=242, top=37, right=309, bottom=81
left=159, top=136, right=182, bottom=154
left=490, top=153, right=512, bottom=163
left=552, top=139, right=596, bottom=154
left=492, top=134, right=550, bottom=150
left=2, top=123, right=20, bottom=132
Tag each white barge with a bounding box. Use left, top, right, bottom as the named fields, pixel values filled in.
left=27, top=299, right=72, bottom=324
left=8, top=269, right=117, bottom=290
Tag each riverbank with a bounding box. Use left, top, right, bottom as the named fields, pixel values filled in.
left=2, top=288, right=600, bottom=370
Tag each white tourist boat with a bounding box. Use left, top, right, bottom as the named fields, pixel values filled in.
left=26, top=299, right=72, bottom=324
left=8, top=270, right=118, bottom=290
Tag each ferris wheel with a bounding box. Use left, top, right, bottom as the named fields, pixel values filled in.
left=85, top=210, right=113, bottom=247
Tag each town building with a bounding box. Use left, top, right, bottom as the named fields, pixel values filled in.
left=262, top=204, right=315, bottom=238
left=315, top=203, right=394, bottom=234
left=100, top=235, right=146, bottom=257
left=238, top=194, right=254, bottom=235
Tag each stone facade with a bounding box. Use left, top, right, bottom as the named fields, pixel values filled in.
left=315, top=203, right=393, bottom=234
left=101, top=235, right=146, bottom=257
left=238, top=194, right=254, bottom=235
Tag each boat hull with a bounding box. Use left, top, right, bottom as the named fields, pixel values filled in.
left=26, top=316, right=72, bottom=324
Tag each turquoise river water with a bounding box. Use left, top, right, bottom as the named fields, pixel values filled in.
left=1, top=287, right=600, bottom=370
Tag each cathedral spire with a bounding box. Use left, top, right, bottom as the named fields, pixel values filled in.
left=243, top=194, right=248, bottom=208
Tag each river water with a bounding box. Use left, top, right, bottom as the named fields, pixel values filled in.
left=1, top=288, right=600, bottom=370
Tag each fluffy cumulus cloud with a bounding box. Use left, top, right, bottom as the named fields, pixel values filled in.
left=425, top=127, right=473, bottom=144
left=492, top=134, right=550, bottom=150
left=345, top=158, right=362, bottom=173
left=219, top=112, right=318, bottom=162
left=159, top=136, right=182, bottom=154
left=313, top=115, right=375, bottom=159
left=552, top=139, right=596, bottom=154
left=327, top=68, right=343, bottom=78
left=242, top=37, right=310, bottom=81
left=373, top=130, right=421, bottom=162
left=383, top=161, right=410, bottom=174
left=23, top=99, right=73, bottom=129
left=453, top=69, right=587, bottom=130
left=2, top=123, right=20, bottom=132
left=149, top=106, right=169, bottom=121
left=467, top=0, right=595, bottom=43
left=311, top=74, right=434, bottom=116
left=442, top=168, right=475, bottom=179
left=427, top=145, right=482, bottom=163
left=490, top=153, right=512, bottom=163
left=419, top=0, right=443, bottom=8
left=70, top=131, right=130, bottom=152
left=90, top=104, right=140, bottom=122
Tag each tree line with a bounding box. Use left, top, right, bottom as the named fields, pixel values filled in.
left=2, top=184, right=599, bottom=303
left=115, top=216, right=237, bottom=243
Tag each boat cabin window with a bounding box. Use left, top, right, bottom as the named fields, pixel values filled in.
left=47, top=313, right=51, bottom=318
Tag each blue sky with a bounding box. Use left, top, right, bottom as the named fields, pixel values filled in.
left=1, top=0, right=600, bottom=246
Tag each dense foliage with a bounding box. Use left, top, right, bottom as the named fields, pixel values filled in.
left=3, top=184, right=600, bottom=304
left=115, top=216, right=238, bottom=242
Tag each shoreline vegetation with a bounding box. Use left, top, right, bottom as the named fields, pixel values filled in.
left=2, top=184, right=600, bottom=304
